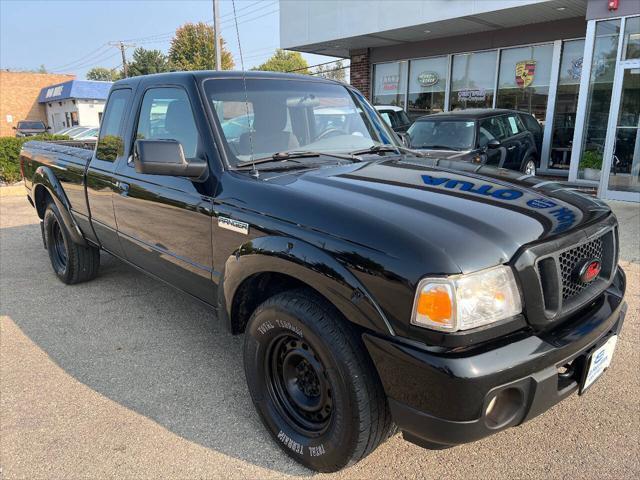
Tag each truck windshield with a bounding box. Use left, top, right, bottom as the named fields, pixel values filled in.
left=204, top=78, right=397, bottom=168
left=407, top=119, right=476, bottom=151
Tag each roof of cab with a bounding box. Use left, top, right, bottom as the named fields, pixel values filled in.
left=112, top=70, right=344, bottom=89
left=415, top=108, right=530, bottom=121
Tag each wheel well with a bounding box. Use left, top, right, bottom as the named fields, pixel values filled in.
left=33, top=185, right=53, bottom=219
left=230, top=272, right=329, bottom=335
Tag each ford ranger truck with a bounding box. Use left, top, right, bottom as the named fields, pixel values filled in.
left=19, top=71, right=626, bottom=473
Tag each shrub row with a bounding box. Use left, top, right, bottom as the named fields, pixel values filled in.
left=0, top=135, right=69, bottom=184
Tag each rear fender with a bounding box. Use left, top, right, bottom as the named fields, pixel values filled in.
left=219, top=235, right=394, bottom=336
left=32, top=166, right=87, bottom=246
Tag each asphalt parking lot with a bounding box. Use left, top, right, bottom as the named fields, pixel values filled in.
left=1, top=192, right=639, bottom=479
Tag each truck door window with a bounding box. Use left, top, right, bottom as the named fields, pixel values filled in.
left=96, top=89, right=130, bottom=162
left=136, top=87, right=199, bottom=159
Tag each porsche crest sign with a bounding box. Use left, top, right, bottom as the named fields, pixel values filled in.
left=515, top=60, right=536, bottom=88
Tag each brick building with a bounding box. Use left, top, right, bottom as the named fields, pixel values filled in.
left=0, top=71, right=75, bottom=137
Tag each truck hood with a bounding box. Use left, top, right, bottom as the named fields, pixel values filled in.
left=244, top=158, right=611, bottom=279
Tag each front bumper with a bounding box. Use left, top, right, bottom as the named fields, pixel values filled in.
left=363, top=267, right=626, bottom=449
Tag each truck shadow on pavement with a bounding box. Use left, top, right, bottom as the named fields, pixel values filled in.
left=0, top=220, right=316, bottom=476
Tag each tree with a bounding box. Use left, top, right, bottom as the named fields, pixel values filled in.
left=38, top=64, right=47, bottom=73
left=86, top=67, right=120, bottom=81
left=253, top=49, right=309, bottom=74
left=314, top=60, right=346, bottom=82
left=127, top=48, right=169, bottom=77
left=169, top=22, right=234, bottom=71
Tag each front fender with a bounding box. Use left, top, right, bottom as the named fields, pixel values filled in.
left=220, top=235, right=394, bottom=336
left=32, top=166, right=87, bottom=246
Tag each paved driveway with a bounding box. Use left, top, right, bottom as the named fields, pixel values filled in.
left=1, top=193, right=639, bottom=479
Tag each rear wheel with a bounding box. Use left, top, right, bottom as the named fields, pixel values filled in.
left=522, top=157, right=537, bottom=176
left=243, top=290, right=394, bottom=472
left=43, top=202, right=100, bottom=284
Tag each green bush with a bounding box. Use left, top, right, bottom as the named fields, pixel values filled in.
left=0, top=134, right=69, bottom=183
left=580, top=150, right=603, bottom=170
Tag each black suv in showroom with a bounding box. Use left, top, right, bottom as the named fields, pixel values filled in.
left=406, top=109, right=543, bottom=175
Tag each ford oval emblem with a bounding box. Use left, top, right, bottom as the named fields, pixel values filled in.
left=576, top=259, right=601, bottom=284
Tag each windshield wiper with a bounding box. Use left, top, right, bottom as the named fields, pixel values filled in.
left=416, top=144, right=461, bottom=151
left=236, top=150, right=361, bottom=170
left=350, top=144, right=430, bottom=158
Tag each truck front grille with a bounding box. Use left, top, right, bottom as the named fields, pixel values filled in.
left=559, top=236, right=604, bottom=300
left=536, top=228, right=616, bottom=318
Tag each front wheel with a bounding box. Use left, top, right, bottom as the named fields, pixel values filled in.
left=243, top=290, right=394, bottom=472
left=522, top=157, right=537, bottom=176
left=43, top=202, right=100, bottom=284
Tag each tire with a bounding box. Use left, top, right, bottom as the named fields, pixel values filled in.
left=243, top=290, right=394, bottom=472
left=522, top=157, right=537, bottom=176
left=43, top=201, right=100, bottom=284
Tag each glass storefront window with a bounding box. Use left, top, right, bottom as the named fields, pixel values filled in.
left=607, top=67, right=640, bottom=193
left=549, top=39, right=585, bottom=170
left=372, top=61, right=408, bottom=108
left=449, top=50, right=497, bottom=110
left=495, top=43, right=554, bottom=122
left=578, top=19, right=621, bottom=181
left=623, top=16, right=640, bottom=60
left=407, top=56, right=448, bottom=120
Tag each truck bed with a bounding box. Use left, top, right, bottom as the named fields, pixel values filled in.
left=20, top=140, right=93, bottom=220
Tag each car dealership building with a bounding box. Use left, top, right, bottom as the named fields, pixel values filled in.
left=280, top=0, right=639, bottom=202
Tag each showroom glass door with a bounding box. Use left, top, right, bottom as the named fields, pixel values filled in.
left=600, top=60, right=640, bottom=201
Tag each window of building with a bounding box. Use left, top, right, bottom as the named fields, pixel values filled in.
left=449, top=50, right=497, bottom=110
left=136, top=87, right=200, bottom=159
left=407, top=56, right=448, bottom=119
left=372, top=61, right=408, bottom=109
left=549, top=39, right=585, bottom=170
left=496, top=43, right=554, bottom=122
left=578, top=19, right=621, bottom=181
left=623, top=16, right=640, bottom=60
left=70, top=111, right=79, bottom=126
left=96, top=89, right=131, bottom=162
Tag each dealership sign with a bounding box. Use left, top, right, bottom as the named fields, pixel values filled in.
left=417, top=71, right=439, bottom=87
left=516, top=60, right=536, bottom=88
left=382, top=74, right=400, bottom=91
left=458, top=88, right=486, bottom=102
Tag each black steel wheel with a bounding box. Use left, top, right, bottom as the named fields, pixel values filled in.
left=267, top=334, right=333, bottom=435
left=43, top=201, right=100, bottom=284
left=243, top=289, right=395, bottom=472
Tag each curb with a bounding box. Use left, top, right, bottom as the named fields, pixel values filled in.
left=0, top=185, right=25, bottom=197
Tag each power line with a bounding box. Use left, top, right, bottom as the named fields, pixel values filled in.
left=288, top=59, right=345, bottom=73
left=48, top=43, right=111, bottom=71
left=108, top=41, right=136, bottom=77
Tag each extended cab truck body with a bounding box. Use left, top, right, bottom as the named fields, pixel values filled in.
left=20, top=72, right=626, bottom=473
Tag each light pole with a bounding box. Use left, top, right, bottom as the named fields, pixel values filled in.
left=213, top=0, right=221, bottom=70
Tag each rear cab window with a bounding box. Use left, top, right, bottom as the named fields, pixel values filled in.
left=96, top=89, right=131, bottom=163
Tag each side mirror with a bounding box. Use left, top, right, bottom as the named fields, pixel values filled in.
left=46, top=126, right=52, bottom=130
left=397, top=132, right=410, bottom=147
left=12, top=126, right=16, bottom=130
left=134, top=139, right=207, bottom=179
left=487, top=139, right=501, bottom=149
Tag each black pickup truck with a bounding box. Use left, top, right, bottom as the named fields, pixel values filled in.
left=20, top=71, right=626, bottom=472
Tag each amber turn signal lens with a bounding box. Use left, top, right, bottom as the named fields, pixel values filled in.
left=416, top=286, right=452, bottom=323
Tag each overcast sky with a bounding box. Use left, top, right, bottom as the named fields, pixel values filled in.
left=0, top=0, right=340, bottom=79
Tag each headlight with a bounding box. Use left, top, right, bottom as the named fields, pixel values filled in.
left=411, top=265, right=522, bottom=332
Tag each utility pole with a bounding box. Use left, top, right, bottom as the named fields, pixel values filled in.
left=108, top=41, right=135, bottom=78
left=213, top=0, right=221, bottom=70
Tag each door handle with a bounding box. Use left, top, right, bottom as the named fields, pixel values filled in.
left=507, top=145, right=516, bottom=151
left=116, top=181, right=129, bottom=196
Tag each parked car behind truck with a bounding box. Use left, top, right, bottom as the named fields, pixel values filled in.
left=407, top=109, right=542, bottom=175
left=20, top=71, right=626, bottom=472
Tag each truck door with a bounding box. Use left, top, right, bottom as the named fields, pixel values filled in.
left=112, top=85, right=216, bottom=304
left=85, top=88, right=133, bottom=257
